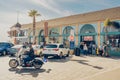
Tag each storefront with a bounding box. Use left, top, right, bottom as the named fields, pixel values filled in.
left=101, top=21, right=120, bottom=56
left=79, top=24, right=97, bottom=46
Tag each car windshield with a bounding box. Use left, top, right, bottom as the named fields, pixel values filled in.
left=45, top=44, right=57, bottom=48
left=59, top=45, right=64, bottom=48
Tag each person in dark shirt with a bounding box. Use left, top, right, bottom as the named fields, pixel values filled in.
left=79, top=42, right=84, bottom=54
left=23, top=44, right=35, bottom=65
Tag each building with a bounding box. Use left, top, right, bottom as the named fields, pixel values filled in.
left=9, top=7, right=120, bottom=56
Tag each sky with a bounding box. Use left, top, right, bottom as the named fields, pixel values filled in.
left=0, top=0, right=120, bottom=42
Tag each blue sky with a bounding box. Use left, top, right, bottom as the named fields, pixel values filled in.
left=0, top=0, right=120, bottom=41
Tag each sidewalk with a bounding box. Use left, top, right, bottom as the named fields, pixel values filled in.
left=84, top=67, right=120, bottom=80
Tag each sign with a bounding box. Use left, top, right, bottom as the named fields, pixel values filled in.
left=84, top=36, right=93, bottom=41
left=68, top=29, right=75, bottom=41
left=69, top=35, right=74, bottom=41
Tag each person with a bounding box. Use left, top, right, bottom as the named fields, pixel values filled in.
left=92, top=44, right=96, bottom=55
left=102, top=42, right=109, bottom=57
left=98, top=45, right=103, bottom=56
left=88, top=42, right=92, bottom=55
left=83, top=43, right=88, bottom=55
left=79, top=42, right=84, bottom=54
left=23, top=44, right=35, bottom=66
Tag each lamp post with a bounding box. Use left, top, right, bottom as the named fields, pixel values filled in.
left=14, top=22, right=21, bottom=44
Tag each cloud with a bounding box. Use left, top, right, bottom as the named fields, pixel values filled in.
left=0, top=23, right=10, bottom=42
left=30, top=0, right=74, bottom=16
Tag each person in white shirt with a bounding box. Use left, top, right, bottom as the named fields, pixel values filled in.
left=83, top=43, right=88, bottom=55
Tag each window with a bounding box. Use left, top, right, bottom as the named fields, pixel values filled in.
left=45, top=44, right=57, bottom=48
left=59, top=45, right=64, bottom=48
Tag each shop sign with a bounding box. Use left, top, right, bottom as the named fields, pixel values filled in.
left=84, top=36, right=93, bottom=41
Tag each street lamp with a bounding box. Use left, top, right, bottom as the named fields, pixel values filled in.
left=15, top=22, right=21, bottom=32
left=14, top=22, right=21, bottom=44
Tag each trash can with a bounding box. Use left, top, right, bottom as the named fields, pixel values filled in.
left=74, top=47, right=80, bottom=56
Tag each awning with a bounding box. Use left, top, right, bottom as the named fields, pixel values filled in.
left=78, top=33, right=97, bottom=36
left=100, top=32, right=120, bottom=35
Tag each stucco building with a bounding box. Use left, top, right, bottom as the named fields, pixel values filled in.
left=9, top=7, right=120, bottom=55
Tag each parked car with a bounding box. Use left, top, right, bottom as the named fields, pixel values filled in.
left=42, top=43, right=70, bottom=58
left=8, top=44, right=43, bottom=57
left=0, top=42, right=14, bottom=56
left=32, top=45, right=43, bottom=57
left=7, top=45, right=23, bottom=56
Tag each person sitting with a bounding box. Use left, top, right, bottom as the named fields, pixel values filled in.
left=23, top=45, right=35, bottom=66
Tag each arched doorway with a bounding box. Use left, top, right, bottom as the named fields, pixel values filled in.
left=49, top=28, right=59, bottom=43
left=79, top=24, right=97, bottom=46
left=63, top=26, right=74, bottom=40
left=63, top=26, right=75, bottom=48
left=38, top=30, right=45, bottom=45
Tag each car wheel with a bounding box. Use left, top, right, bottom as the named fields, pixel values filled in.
left=0, top=53, right=2, bottom=56
left=39, top=52, right=43, bottom=57
left=3, top=51, right=6, bottom=56
left=59, top=52, right=63, bottom=59
left=66, top=51, right=70, bottom=57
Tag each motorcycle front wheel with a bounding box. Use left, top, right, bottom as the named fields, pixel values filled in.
left=9, top=59, right=19, bottom=68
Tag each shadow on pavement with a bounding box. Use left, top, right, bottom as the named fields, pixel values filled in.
left=9, top=68, right=47, bottom=77
left=47, top=55, right=73, bottom=63
left=71, top=59, right=103, bottom=70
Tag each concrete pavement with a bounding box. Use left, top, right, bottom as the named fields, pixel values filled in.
left=0, top=55, right=120, bottom=80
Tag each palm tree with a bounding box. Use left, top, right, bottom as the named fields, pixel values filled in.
left=28, top=9, right=40, bottom=44
left=103, top=18, right=111, bottom=57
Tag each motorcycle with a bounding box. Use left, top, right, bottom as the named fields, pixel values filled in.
left=9, top=54, right=44, bottom=69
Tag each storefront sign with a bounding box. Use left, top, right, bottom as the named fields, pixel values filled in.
left=84, top=36, right=93, bottom=41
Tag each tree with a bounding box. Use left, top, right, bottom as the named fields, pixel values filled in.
left=103, top=18, right=111, bottom=57
left=28, top=9, right=40, bottom=44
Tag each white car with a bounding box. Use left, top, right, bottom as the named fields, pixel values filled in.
left=43, top=43, right=70, bottom=58
left=32, top=45, right=43, bottom=56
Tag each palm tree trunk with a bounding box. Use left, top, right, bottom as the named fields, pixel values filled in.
left=33, top=16, right=36, bottom=44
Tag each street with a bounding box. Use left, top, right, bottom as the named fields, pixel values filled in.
left=0, top=55, right=120, bottom=80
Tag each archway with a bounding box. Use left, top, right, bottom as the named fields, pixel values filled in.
left=63, top=26, right=74, bottom=41
left=79, top=24, right=96, bottom=46
left=38, top=29, right=45, bottom=44
left=62, top=26, right=74, bottom=48
left=49, top=28, right=59, bottom=43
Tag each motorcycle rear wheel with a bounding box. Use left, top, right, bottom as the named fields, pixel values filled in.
left=9, top=59, right=18, bottom=68
left=33, top=63, right=42, bottom=69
